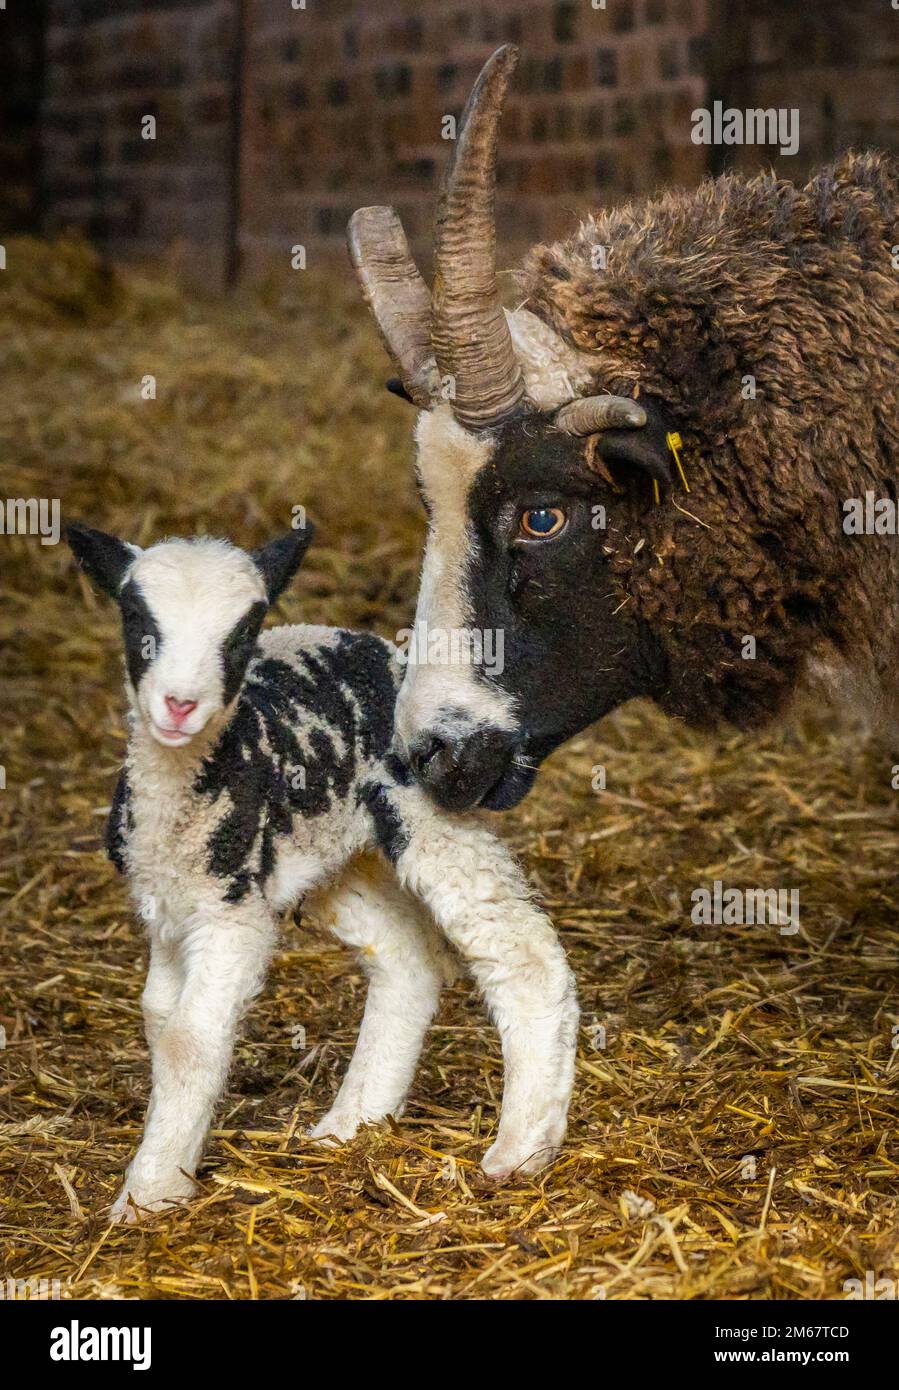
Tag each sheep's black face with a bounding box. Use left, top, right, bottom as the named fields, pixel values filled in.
left=464, top=434, right=664, bottom=799
left=396, top=405, right=669, bottom=812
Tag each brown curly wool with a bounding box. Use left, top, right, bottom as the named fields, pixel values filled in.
left=519, top=153, right=899, bottom=730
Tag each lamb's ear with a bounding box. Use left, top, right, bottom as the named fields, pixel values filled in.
left=595, top=394, right=676, bottom=493
left=65, top=522, right=139, bottom=599
left=252, top=522, right=316, bottom=603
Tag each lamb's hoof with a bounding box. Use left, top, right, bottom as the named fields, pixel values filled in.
left=481, top=1127, right=564, bottom=1181
left=110, top=1173, right=197, bottom=1223
left=307, top=1111, right=362, bottom=1145
left=109, top=1191, right=142, bottom=1226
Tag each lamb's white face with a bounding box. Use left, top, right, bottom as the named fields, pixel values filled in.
left=123, top=540, right=268, bottom=747
left=67, top=521, right=314, bottom=750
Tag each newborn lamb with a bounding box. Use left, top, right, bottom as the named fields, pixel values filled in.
left=65, top=521, right=578, bottom=1220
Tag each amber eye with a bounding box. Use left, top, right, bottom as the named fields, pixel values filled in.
left=519, top=506, right=566, bottom=539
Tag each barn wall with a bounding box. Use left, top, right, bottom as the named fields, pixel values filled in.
left=29, top=0, right=899, bottom=286
left=238, top=0, right=710, bottom=275
left=706, top=0, right=899, bottom=181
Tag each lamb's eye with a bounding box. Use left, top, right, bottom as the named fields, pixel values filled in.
left=519, top=506, right=566, bottom=539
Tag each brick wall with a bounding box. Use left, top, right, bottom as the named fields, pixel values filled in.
left=21, top=0, right=899, bottom=286
left=706, top=0, right=899, bottom=181
left=238, top=0, right=710, bottom=274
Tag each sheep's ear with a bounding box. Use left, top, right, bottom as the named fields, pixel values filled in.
left=595, top=394, right=676, bottom=493
left=65, top=522, right=139, bottom=598
left=252, top=522, right=316, bottom=603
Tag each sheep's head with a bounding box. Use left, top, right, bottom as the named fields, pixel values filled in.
left=350, top=45, right=679, bottom=811
left=66, top=524, right=314, bottom=748
left=394, top=397, right=685, bottom=811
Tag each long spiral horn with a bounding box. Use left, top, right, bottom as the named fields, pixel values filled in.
left=431, top=45, right=524, bottom=431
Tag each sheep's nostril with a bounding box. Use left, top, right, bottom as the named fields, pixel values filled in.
left=164, top=696, right=198, bottom=724
left=405, top=725, right=521, bottom=812
left=410, top=734, right=448, bottom=780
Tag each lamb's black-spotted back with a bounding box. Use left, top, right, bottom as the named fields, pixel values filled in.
left=194, top=629, right=405, bottom=902
left=106, top=627, right=411, bottom=903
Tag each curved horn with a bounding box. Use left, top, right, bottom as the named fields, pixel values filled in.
left=432, top=44, right=524, bottom=432
left=347, top=206, right=438, bottom=408
left=555, top=396, right=647, bottom=435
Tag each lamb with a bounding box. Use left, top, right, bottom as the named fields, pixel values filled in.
left=349, top=44, right=899, bottom=813
left=65, top=521, right=578, bottom=1220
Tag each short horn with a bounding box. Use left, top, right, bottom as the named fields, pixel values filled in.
left=555, top=396, right=647, bottom=435
left=348, top=206, right=438, bottom=408
left=432, top=44, right=524, bottom=432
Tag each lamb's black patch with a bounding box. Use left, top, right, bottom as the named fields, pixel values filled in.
left=195, top=631, right=401, bottom=902
left=118, top=580, right=162, bottom=692
left=105, top=770, right=133, bottom=874
left=383, top=751, right=411, bottom=786
left=223, top=870, right=254, bottom=905
left=221, top=600, right=267, bottom=704
left=356, top=782, right=409, bottom=864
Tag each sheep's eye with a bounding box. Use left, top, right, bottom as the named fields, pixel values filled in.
left=519, top=506, right=566, bottom=539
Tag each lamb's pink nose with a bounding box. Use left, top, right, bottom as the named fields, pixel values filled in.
left=164, top=696, right=198, bottom=726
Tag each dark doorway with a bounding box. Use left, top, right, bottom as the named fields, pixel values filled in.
left=0, top=0, right=47, bottom=232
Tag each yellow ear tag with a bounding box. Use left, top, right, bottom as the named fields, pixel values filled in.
left=666, top=431, right=690, bottom=493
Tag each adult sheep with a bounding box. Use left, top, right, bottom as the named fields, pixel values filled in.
left=349, top=44, right=899, bottom=814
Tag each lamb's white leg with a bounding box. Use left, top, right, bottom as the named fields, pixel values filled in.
left=309, top=855, right=456, bottom=1142
left=111, top=907, right=276, bottom=1222
left=140, top=938, right=183, bottom=1049
left=394, top=788, right=579, bottom=1179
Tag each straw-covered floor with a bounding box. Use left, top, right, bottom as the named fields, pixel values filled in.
left=1, top=236, right=897, bottom=1300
